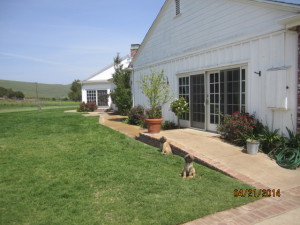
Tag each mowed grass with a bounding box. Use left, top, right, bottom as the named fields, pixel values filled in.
left=0, top=109, right=257, bottom=225
left=0, top=100, right=78, bottom=113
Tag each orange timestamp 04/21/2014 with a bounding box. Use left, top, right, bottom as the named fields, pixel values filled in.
left=234, top=189, right=281, bottom=197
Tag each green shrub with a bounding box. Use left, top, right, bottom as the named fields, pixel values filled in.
left=127, top=105, right=145, bottom=125
left=170, top=97, right=189, bottom=128
left=110, top=54, right=132, bottom=116
left=77, top=101, right=97, bottom=112
left=258, top=126, right=282, bottom=153
left=283, top=127, right=300, bottom=149
left=145, top=106, right=162, bottom=119
left=162, top=121, right=177, bottom=130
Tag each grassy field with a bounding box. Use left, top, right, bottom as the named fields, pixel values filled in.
left=0, top=99, right=78, bottom=113
left=0, top=109, right=257, bottom=225
left=0, top=79, right=70, bottom=98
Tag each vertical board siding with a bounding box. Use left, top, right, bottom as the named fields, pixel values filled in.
left=133, top=31, right=298, bottom=134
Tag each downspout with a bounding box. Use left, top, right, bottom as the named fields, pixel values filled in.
left=297, top=26, right=300, bottom=132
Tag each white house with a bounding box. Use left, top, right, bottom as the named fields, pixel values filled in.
left=81, top=44, right=140, bottom=109
left=131, top=0, right=300, bottom=135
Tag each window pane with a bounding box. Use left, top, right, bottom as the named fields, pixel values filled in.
left=215, top=115, right=219, bottom=124
left=210, top=115, right=214, bottom=124
left=210, top=84, right=214, bottom=93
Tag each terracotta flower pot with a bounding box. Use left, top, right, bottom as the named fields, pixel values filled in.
left=145, top=118, right=163, bottom=133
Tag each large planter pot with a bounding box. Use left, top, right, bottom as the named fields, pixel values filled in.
left=246, top=139, right=260, bottom=155
left=145, top=118, right=163, bottom=134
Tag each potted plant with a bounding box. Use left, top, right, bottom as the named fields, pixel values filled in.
left=246, top=134, right=260, bottom=155
left=139, top=69, right=171, bottom=133
left=170, top=97, right=189, bottom=128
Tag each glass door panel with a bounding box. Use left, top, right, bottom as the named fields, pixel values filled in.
left=97, top=90, right=108, bottom=107
left=191, top=74, right=205, bottom=129
left=207, top=72, right=220, bottom=131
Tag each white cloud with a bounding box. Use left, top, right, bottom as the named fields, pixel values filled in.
left=0, top=52, right=83, bottom=70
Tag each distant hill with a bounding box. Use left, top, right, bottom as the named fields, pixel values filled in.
left=0, top=79, right=71, bottom=99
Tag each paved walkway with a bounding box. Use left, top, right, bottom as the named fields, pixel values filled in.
left=78, top=111, right=300, bottom=225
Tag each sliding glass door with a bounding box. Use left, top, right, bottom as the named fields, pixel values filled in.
left=189, top=67, right=246, bottom=131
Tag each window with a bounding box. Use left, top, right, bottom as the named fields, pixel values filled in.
left=179, top=76, right=189, bottom=120
left=175, top=0, right=180, bottom=15
left=219, top=68, right=245, bottom=116
left=87, top=90, right=96, bottom=102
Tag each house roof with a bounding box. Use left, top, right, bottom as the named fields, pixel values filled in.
left=132, top=0, right=300, bottom=65
left=82, top=56, right=131, bottom=84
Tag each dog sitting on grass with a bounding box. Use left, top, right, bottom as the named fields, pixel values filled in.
left=159, top=136, right=172, bottom=155
left=181, top=154, right=196, bottom=178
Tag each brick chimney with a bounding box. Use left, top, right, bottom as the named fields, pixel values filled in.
left=130, top=44, right=140, bottom=57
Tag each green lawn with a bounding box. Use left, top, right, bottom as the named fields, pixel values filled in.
left=0, top=109, right=257, bottom=225
left=0, top=100, right=78, bottom=113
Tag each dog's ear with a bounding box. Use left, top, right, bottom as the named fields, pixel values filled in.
left=184, top=154, right=194, bottom=163
left=160, top=136, right=167, bottom=143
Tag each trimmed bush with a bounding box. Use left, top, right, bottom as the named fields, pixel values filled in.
left=170, top=97, right=189, bottom=128
left=77, top=101, right=97, bottom=112
left=127, top=105, right=145, bottom=125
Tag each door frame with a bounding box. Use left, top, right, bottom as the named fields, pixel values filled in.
left=178, top=64, right=247, bottom=132
left=97, top=89, right=109, bottom=107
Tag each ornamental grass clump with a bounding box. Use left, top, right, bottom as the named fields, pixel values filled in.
left=217, top=111, right=260, bottom=146
left=170, top=97, right=189, bottom=128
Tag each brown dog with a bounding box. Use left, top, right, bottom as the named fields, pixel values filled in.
left=159, top=136, right=172, bottom=155
left=181, top=154, right=196, bottom=178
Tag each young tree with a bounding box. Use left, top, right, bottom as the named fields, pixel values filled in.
left=110, top=54, right=132, bottom=115
left=68, top=80, right=82, bottom=101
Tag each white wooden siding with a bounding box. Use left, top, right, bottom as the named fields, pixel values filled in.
left=132, top=30, right=298, bottom=135
left=134, top=0, right=296, bottom=68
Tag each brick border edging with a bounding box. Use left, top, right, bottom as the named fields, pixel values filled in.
left=137, top=132, right=269, bottom=189
left=184, top=186, right=300, bottom=225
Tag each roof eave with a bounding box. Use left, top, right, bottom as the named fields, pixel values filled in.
left=132, top=0, right=300, bottom=66
left=278, top=13, right=300, bottom=29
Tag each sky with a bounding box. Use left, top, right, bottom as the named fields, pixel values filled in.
left=0, top=0, right=166, bottom=84
left=1, top=0, right=299, bottom=85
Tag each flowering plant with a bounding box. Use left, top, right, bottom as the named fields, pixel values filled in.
left=170, top=97, right=189, bottom=128
left=217, top=111, right=257, bottom=146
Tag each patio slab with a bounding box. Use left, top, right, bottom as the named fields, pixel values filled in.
left=149, top=128, right=300, bottom=191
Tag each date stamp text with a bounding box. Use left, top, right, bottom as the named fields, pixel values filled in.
left=234, top=189, right=281, bottom=197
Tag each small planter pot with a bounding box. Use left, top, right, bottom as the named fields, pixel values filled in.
left=246, top=139, right=260, bottom=155
left=145, top=118, right=163, bottom=134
